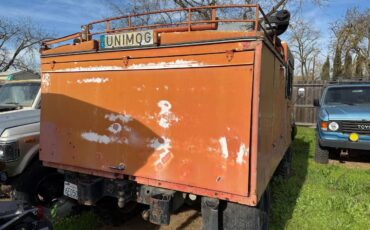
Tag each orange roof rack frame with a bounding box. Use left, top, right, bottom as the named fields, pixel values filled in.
left=42, top=4, right=276, bottom=48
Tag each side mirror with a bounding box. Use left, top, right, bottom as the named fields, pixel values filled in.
left=313, top=99, right=320, bottom=107
left=297, top=88, right=305, bottom=98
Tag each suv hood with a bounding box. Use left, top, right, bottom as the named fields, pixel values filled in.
left=0, top=109, right=40, bottom=136
left=323, top=105, right=370, bottom=121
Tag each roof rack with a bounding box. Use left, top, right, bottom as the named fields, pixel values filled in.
left=43, top=4, right=277, bottom=48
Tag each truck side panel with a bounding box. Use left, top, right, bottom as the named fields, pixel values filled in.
left=255, top=44, right=292, bottom=198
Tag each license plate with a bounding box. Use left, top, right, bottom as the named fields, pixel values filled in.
left=100, top=30, right=154, bottom=49
left=63, top=181, right=78, bottom=200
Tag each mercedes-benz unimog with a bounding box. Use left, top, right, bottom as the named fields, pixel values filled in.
left=39, top=5, right=294, bottom=229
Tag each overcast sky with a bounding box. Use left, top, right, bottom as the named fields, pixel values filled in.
left=0, top=0, right=368, bottom=59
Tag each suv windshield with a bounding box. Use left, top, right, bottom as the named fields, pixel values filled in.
left=0, top=82, right=40, bottom=107
left=324, top=86, right=370, bottom=106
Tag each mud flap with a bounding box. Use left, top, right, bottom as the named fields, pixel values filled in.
left=149, top=194, right=172, bottom=225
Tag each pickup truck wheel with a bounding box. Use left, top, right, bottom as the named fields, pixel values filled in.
left=12, top=160, right=64, bottom=206
left=221, top=185, right=270, bottom=230
left=314, top=137, right=329, bottom=164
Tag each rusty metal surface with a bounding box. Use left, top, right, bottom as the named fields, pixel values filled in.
left=40, top=40, right=256, bottom=200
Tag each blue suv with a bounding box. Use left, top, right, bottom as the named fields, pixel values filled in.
left=314, top=83, right=370, bottom=164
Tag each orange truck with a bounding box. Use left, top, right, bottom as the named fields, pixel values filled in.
left=40, top=5, right=294, bottom=229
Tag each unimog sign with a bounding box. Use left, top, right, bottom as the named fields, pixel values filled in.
left=100, top=30, right=154, bottom=49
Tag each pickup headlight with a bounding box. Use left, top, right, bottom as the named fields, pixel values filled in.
left=328, top=121, right=339, bottom=131
left=0, top=142, right=20, bottom=162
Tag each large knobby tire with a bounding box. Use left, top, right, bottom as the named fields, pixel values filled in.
left=12, top=159, right=64, bottom=206
left=314, top=137, right=329, bottom=164
left=222, top=186, right=270, bottom=230
left=276, top=146, right=293, bottom=179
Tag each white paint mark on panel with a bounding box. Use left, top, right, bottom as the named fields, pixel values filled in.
left=77, top=77, right=109, bottom=84
left=52, top=66, right=124, bottom=72
left=158, top=118, right=170, bottom=129
left=219, top=137, right=229, bottom=159
left=42, top=73, right=50, bottom=87
left=148, top=137, right=172, bottom=166
left=158, top=100, right=172, bottom=115
left=156, top=100, right=179, bottom=129
left=81, top=132, right=111, bottom=144
left=127, top=59, right=204, bottom=70
left=236, top=144, right=246, bottom=164
left=105, top=113, right=132, bottom=123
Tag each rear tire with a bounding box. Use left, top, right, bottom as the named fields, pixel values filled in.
left=221, top=185, right=270, bottom=230
left=314, top=137, right=329, bottom=164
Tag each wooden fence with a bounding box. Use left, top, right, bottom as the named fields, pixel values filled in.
left=292, top=80, right=326, bottom=126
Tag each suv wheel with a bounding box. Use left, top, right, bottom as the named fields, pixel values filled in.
left=12, top=159, right=64, bottom=206
left=314, top=137, right=329, bottom=164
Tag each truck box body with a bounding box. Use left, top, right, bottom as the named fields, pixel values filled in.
left=40, top=6, right=293, bottom=207
left=40, top=32, right=292, bottom=206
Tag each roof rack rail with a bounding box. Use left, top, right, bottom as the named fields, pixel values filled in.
left=42, top=4, right=277, bottom=48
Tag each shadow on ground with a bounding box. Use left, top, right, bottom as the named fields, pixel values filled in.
left=329, top=149, right=370, bottom=169
left=269, top=137, right=310, bottom=230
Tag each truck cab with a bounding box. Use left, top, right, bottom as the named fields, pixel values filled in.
left=314, top=83, right=370, bottom=163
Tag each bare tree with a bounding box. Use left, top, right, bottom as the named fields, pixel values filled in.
left=0, top=17, right=50, bottom=73
left=288, top=18, right=320, bottom=80
left=104, top=0, right=327, bottom=24
left=330, top=7, right=370, bottom=79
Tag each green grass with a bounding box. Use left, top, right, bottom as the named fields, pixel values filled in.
left=53, top=211, right=99, bottom=230
left=54, top=127, right=370, bottom=229
left=270, top=127, right=370, bottom=230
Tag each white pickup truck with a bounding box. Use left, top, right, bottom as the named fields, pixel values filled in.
left=0, top=80, right=63, bottom=205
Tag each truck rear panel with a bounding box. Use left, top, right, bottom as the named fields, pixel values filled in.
left=40, top=39, right=258, bottom=203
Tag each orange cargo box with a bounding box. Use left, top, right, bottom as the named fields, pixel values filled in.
left=39, top=4, right=294, bottom=228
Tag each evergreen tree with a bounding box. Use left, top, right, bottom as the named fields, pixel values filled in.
left=320, top=56, right=330, bottom=81
left=332, top=47, right=342, bottom=80
left=343, top=51, right=352, bottom=78
left=354, top=54, right=364, bottom=77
